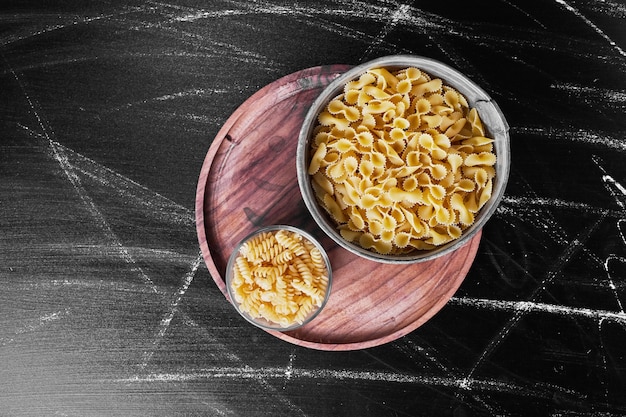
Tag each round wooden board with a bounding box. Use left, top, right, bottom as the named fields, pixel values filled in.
left=195, top=65, right=481, bottom=351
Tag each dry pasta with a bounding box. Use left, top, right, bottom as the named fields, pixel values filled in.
left=230, top=229, right=329, bottom=328
left=308, top=67, right=497, bottom=254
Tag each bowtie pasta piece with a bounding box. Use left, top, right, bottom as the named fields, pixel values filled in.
left=308, top=66, right=498, bottom=254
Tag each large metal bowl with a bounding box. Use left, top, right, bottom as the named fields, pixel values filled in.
left=296, top=54, right=510, bottom=264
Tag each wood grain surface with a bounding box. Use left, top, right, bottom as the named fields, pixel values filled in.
left=195, top=65, right=482, bottom=350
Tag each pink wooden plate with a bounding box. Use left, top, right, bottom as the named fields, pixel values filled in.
left=195, top=65, right=481, bottom=351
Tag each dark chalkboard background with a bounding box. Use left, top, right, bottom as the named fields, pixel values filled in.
left=1, top=1, right=625, bottom=416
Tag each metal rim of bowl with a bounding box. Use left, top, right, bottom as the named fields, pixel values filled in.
left=296, top=54, right=511, bottom=264
left=225, top=224, right=333, bottom=331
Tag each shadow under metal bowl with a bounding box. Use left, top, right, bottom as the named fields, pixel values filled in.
left=296, top=54, right=510, bottom=264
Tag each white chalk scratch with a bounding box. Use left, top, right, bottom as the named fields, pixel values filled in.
left=513, top=126, right=626, bottom=153
left=39, top=309, right=70, bottom=323
left=601, top=175, right=626, bottom=210
left=140, top=252, right=203, bottom=369
left=460, top=155, right=626, bottom=406
left=119, top=365, right=582, bottom=401
left=222, top=0, right=396, bottom=23
left=361, top=4, right=411, bottom=60
left=450, top=297, right=626, bottom=324
left=16, top=122, right=160, bottom=292
left=594, top=156, right=626, bottom=212
left=596, top=317, right=611, bottom=403
left=499, top=0, right=547, bottom=29
left=583, top=0, right=626, bottom=18
left=462, top=213, right=607, bottom=388
left=134, top=267, right=307, bottom=417
left=499, top=195, right=622, bottom=219
left=168, top=8, right=247, bottom=22
left=603, top=255, right=626, bottom=314
left=121, top=5, right=281, bottom=71
left=596, top=163, right=626, bottom=313
left=8, top=51, right=162, bottom=294
left=390, top=338, right=512, bottom=413
left=618, top=218, right=626, bottom=245
left=110, top=87, right=229, bottom=112
left=15, top=275, right=156, bottom=294
left=19, top=122, right=193, bottom=227
left=146, top=314, right=304, bottom=415
left=213, top=0, right=420, bottom=58
left=48, top=139, right=195, bottom=227
left=393, top=339, right=452, bottom=374
left=551, top=82, right=626, bottom=105
left=0, top=6, right=154, bottom=47
left=282, top=351, right=296, bottom=390
left=1, top=308, right=71, bottom=346
left=554, top=0, right=626, bottom=58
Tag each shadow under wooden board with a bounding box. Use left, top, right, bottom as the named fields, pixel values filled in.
left=195, top=65, right=481, bottom=351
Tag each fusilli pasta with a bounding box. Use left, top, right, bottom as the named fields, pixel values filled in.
left=230, top=229, right=329, bottom=328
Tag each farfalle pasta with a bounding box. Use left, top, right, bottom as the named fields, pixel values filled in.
left=307, top=66, right=497, bottom=254
left=230, top=229, right=329, bottom=328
